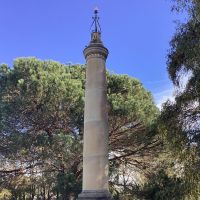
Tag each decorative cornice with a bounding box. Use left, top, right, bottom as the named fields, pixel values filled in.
left=83, top=43, right=109, bottom=60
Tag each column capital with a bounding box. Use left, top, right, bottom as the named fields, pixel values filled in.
left=83, top=43, right=109, bottom=60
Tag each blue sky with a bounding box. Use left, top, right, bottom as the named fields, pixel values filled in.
left=0, top=0, right=185, bottom=107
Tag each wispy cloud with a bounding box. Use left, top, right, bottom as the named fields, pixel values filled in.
left=153, top=73, right=191, bottom=110
left=154, top=88, right=175, bottom=110
left=144, top=78, right=175, bottom=110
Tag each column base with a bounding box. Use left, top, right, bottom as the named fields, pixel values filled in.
left=78, top=190, right=112, bottom=200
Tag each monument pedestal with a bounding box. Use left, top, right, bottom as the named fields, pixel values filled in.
left=78, top=190, right=112, bottom=200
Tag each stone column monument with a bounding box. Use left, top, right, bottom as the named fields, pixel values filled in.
left=78, top=9, right=112, bottom=200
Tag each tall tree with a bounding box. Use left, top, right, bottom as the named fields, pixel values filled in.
left=160, top=0, right=200, bottom=198
left=0, top=58, right=159, bottom=199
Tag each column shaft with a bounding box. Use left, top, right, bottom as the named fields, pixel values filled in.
left=83, top=55, right=109, bottom=191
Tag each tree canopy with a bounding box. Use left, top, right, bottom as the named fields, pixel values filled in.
left=0, top=58, right=159, bottom=199
left=159, top=0, right=200, bottom=198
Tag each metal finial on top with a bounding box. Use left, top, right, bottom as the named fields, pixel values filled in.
left=90, top=7, right=101, bottom=33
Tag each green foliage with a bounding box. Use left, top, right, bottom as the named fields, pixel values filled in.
left=108, top=74, right=158, bottom=125
left=55, top=172, right=81, bottom=199
left=0, top=189, right=11, bottom=200
left=159, top=0, right=200, bottom=198
left=0, top=57, right=158, bottom=199
left=137, top=170, right=186, bottom=200
left=0, top=58, right=85, bottom=138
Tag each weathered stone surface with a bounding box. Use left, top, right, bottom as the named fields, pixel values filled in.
left=79, top=30, right=112, bottom=199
